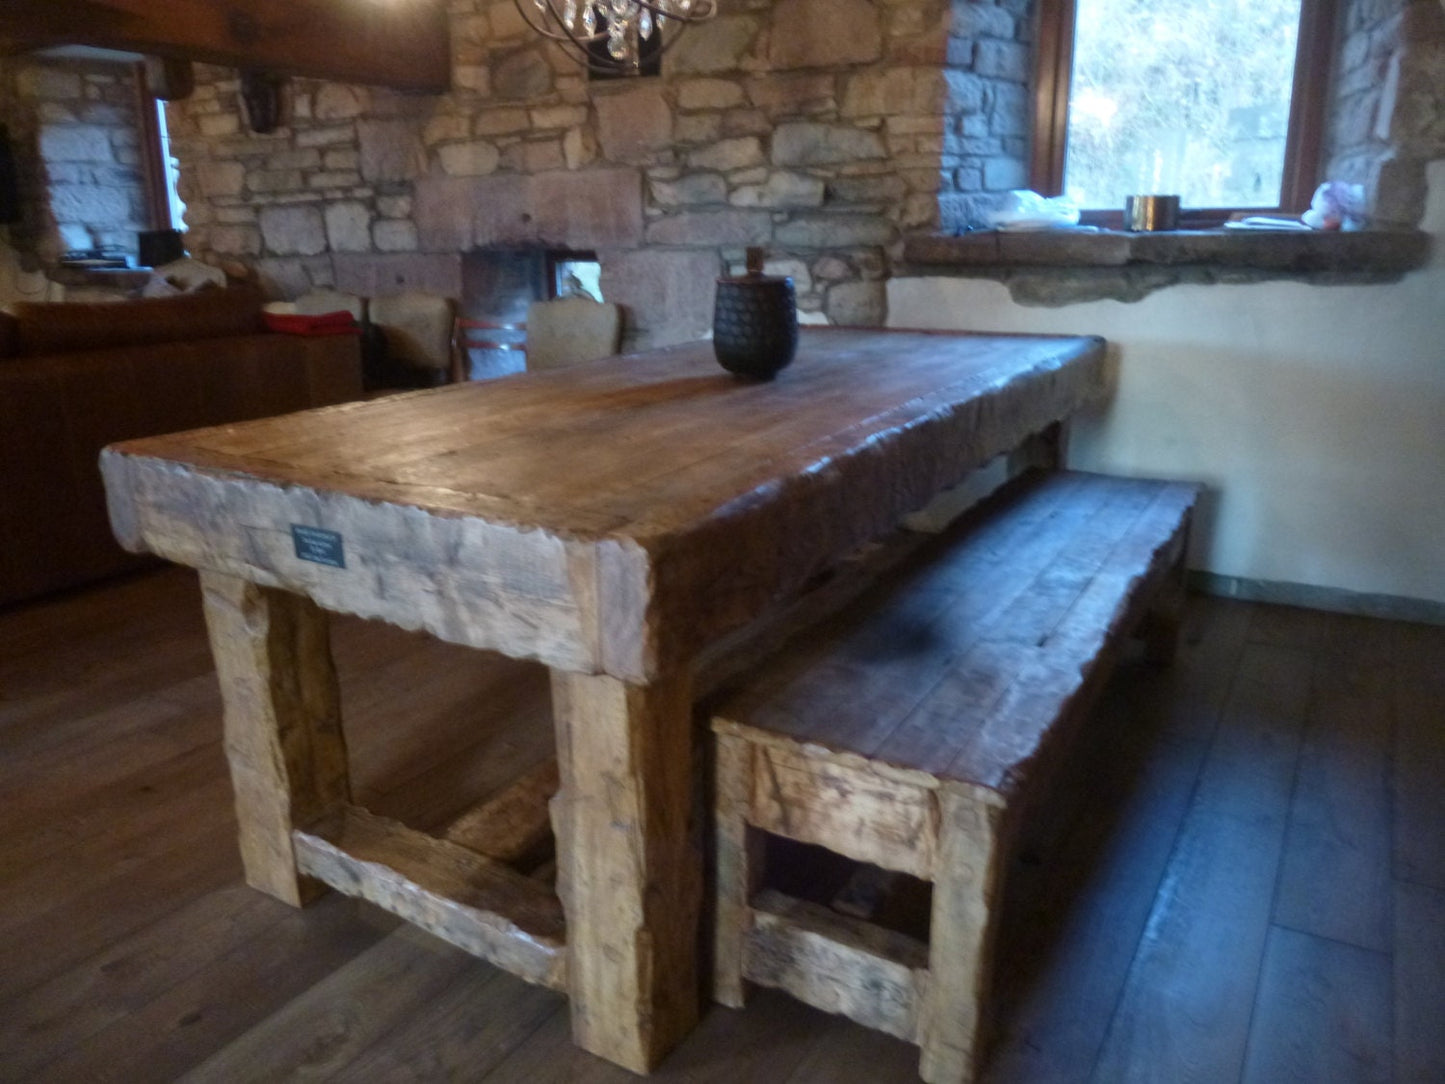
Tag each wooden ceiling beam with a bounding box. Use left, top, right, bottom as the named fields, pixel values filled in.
left=0, top=0, right=451, bottom=93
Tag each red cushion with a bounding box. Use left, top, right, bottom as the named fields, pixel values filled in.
left=262, top=310, right=360, bottom=336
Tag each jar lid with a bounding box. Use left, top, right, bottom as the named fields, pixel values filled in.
left=717, top=246, right=791, bottom=286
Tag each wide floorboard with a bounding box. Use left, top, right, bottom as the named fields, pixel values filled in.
left=0, top=569, right=1440, bottom=1082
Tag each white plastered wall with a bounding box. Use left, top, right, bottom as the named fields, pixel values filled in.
left=889, top=161, right=1445, bottom=607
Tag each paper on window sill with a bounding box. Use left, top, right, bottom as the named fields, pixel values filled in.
left=1224, top=217, right=1312, bottom=231
left=994, top=222, right=1101, bottom=232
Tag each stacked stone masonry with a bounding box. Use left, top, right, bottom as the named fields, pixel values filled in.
left=2, top=58, right=152, bottom=264
left=938, top=0, right=1033, bottom=231
left=168, top=0, right=1032, bottom=345
left=1325, top=0, right=1445, bottom=226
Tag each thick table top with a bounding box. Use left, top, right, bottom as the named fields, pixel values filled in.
left=103, top=328, right=1105, bottom=680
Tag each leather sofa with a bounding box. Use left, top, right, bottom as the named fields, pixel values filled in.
left=0, top=287, right=363, bottom=606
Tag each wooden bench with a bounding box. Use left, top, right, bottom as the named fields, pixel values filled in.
left=709, top=469, right=1199, bottom=1084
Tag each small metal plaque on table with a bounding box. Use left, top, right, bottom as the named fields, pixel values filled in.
left=292, top=524, right=345, bottom=569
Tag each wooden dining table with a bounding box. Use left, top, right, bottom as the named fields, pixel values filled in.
left=101, top=326, right=1106, bottom=1073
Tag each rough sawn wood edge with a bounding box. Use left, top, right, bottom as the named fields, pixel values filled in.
left=293, top=804, right=567, bottom=992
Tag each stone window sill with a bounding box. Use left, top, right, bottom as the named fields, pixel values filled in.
left=900, top=228, right=1431, bottom=305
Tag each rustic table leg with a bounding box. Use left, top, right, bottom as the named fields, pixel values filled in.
left=917, top=787, right=1009, bottom=1084
left=550, top=668, right=702, bottom=1073
left=1008, top=419, right=1068, bottom=474
left=200, top=571, right=350, bottom=907
left=713, top=728, right=764, bottom=1009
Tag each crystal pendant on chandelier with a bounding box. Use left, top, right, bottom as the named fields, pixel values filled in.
left=513, top=0, right=718, bottom=74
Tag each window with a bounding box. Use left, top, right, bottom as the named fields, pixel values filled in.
left=1032, top=0, right=1335, bottom=223
left=586, top=19, right=662, bottom=79
left=154, top=99, right=187, bottom=233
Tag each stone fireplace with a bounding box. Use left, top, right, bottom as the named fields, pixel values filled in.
left=160, top=0, right=1011, bottom=347
left=458, top=244, right=599, bottom=379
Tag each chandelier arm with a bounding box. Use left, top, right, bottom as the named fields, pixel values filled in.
left=512, top=0, right=720, bottom=74
left=520, top=0, right=717, bottom=33
left=521, top=5, right=658, bottom=73
left=512, top=1, right=606, bottom=45
left=512, top=6, right=644, bottom=75
left=630, top=0, right=718, bottom=22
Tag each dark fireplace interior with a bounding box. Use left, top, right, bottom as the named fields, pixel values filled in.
left=460, top=246, right=601, bottom=380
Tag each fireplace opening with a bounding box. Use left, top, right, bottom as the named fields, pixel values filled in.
left=460, top=246, right=602, bottom=380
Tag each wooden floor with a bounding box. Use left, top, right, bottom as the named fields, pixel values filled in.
left=1, top=569, right=1440, bottom=1083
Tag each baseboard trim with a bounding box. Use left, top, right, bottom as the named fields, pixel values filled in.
left=1188, top=571, right=1445, bottom=626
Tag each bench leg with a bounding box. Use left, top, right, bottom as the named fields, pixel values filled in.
left=1141, top=547, right=1188, bottom=666
left=200, top=571, right=349, bottom=907
left=714, top=730, right=764, bottom=1008
left=917, top=788, right=1008, bottom=1084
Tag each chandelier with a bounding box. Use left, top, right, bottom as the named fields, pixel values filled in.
left=514, top=0, right=718, bottom=74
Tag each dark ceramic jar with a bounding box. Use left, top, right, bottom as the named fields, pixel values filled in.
left=713, top=248, right=798, bottom=381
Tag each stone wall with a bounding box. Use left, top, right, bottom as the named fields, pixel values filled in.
left=938, top=0, right=1033, bottom=230
left=170, top=0, right=1032, bottom=345
left=166, top=0, right=1442, bottom=338
left=0, top=56, right=151, bottom=264
left=1325, top=0, right=1445, bottom=225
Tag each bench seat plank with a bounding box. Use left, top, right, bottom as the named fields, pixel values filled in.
left=940, top=484, right=1195, bottom=791
left=715, top=473, right=1139, bottom=757
left=714, top=471, right=1198, bottom=790
left=911, top=480, right=1196, bottom=788
left=861, top=478, right=1162, bottom=779
left=716, top=471, right=1119, bottom=758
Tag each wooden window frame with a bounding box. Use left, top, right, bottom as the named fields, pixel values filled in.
left=132, top=64, right=173, bottom=232
left=1030, top=0, right=1337, bottom=228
